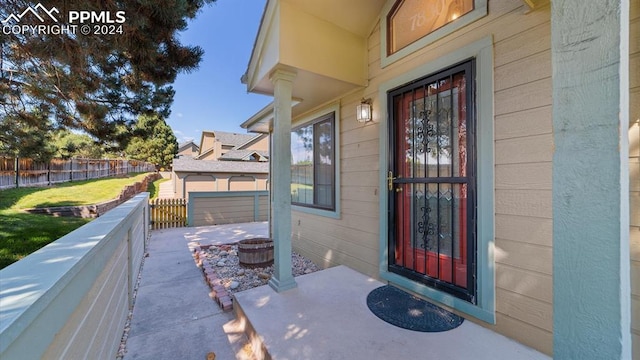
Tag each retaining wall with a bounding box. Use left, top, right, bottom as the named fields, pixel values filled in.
left=25, top=173, right=159, bottom=218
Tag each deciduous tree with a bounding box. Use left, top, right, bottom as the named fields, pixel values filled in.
left=51, top=130, right=105, bottom=159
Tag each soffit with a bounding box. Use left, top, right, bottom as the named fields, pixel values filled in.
left=287, top=0, right=386, bottom=37
left=244, top=0, right=385, bottom=94
left=242, top=68, right=357, bottom=134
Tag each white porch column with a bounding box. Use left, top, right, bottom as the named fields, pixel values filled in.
left=268, top=68, right=297, bottom=292
left=551, top=0, right=630, bottom=358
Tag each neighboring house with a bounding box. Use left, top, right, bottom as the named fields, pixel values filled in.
left=196, top=130, right=269, bottom=161
left=240, top=0, right=638, bottom=358
left=172, top=158, right=268, bottom=198
left=170, top=131, right=269, bottom=198
left=176, top=141, right=199, bottom=158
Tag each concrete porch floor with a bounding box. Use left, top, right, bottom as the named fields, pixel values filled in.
left=234, top=265, right=551, bottom=360
left=125, top=222, right=550, bottom=359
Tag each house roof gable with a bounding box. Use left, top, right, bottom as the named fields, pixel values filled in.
left=219, top=149, right=269, bottom=162
left=199, top=130, right=260, bottom=148
left=178, top=141, right=199, bottom=152
left=235, top=133, right=268, bottom=150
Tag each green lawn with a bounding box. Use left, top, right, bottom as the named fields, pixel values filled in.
left=0, top=173, right=152, bottom=269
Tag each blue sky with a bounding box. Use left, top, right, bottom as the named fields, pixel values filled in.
left=167, top=0, right=270, bottom=145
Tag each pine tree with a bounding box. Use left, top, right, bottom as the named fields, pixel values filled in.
left=0, top=0, right=214, bottom=157
left=125, top=114, right=177, bottom=169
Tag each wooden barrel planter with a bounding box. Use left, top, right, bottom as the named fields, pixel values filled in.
left=238, top=238, right=274, bottom=268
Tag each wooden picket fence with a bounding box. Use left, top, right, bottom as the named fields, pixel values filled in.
left=150, top=198, right=187, bottom=230
left=0, top=156, right=155, bottom=189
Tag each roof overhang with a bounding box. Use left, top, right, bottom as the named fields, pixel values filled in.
left=233, top=134, right=265, bottom=151
left=242, top=0, right=540, bottom=116
left=242, top=0, right=385, bottom=115
left=177, top=141, right=198, bottom=152
left=241, top=98, right=302, bottom=133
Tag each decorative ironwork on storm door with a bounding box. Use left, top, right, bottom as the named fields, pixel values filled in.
left=388, top=60, right=477, bottom=303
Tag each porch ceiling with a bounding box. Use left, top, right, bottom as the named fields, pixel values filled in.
left=250, top=67, right=363, bottom=117
left=288, top=0, right=386, bottom=38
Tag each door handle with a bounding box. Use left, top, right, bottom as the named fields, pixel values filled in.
left=387, top=170, right=397, bottom=191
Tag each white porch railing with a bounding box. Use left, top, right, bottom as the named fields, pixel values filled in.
left=0, top=194, right=149, bottom=360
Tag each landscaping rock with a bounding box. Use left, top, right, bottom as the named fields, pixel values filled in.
left=200, top=243, right=319, bottom=294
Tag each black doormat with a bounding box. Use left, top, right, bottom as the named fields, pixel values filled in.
left=366, top=285, right=464, bottom=332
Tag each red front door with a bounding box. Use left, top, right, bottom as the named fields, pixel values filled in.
left=388, top=60, right=476, bottom=302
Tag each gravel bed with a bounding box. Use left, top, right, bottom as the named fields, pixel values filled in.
left=202, top=244, right=319, bottom=293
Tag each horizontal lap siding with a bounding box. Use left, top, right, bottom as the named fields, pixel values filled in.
left=0, top=197, right=148, bottom=360
left=378, top=0, right=555, bottom=353
left=293, top=211, right=379, bottom=277
left=130, top=212, right=146, bottom=277
left=293, top=0, right=555, bottom=354
left=258, top=197, right=269, bottom=219
left=43, top=239, right=129, bottom=359
left=293, top=93, right=381, bottom=279
left=191, top=196, right=267, bottom=226
left=630, top=0, right=639, bottom=357
left=492, top=2, right=553, bottom=354
left=193, top=197, right=253, bottom=225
